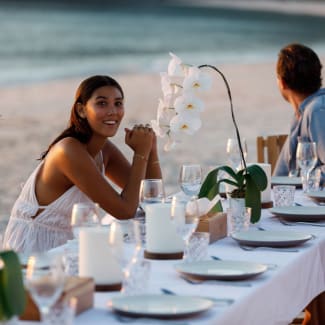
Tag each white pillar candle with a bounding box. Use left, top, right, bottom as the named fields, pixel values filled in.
left=256, top=163, right=272, bottom=202
left=146, top=203, right=184, bottom=253
left=79, top=227, right=123, bottom=285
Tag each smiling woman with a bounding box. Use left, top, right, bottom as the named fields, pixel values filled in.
left=3, top=75, right=162, bottom=254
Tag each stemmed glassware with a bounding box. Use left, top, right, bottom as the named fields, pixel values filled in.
left=170, top=196, right=200, bottom=260
left=226, top=138, right=247, bottom=171
left=25, top=253, right=65, bottom=324
left=70, top=202, right=100, bottom=241
left=179, top=164, right=202, bottom=198
left=296, top=141, right=317, bottom=192
left=139, top=179, right=165, bottom=212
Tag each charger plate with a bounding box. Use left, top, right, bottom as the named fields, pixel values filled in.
left=306, top=191, right=325, bottom=203
left=271, top=176, right=302, bottom=188
left=231, top=230, right=312, bottom=247
left=109, top=294, right=213, bottom=318
left=175, top=260, right=267, bottom=280
left=270, top=206, right=325, bottom=222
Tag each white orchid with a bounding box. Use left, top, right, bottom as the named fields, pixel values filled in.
left=153, top=53, right=210, bottom=151
left=183, top=66, right=212, bottom=92
left=169, top=113, right=202, bottom=135
left=174, top=93, right=205, bottom=115
left=167, top=52, right=184, bottom=77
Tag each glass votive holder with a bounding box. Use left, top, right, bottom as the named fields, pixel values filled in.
left=44, top=297, right=77, bottom=325
left=63, top=240, right=79, bottom=276
left=227, top=206, right=251, bottom=235
left=273, top=185, right=295, bottom=207
left=307, top=167, right=322, bottom=192
left=121, top=259, right=151, bottom=296
left=183, top=232, right=210, bottom=263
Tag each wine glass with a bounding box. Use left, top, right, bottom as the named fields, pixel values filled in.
left=179, top=164, right=202, bottom=198
left=226, top=138, right=247, bottom=170
left=170, top=196, right=200, bottom=260
left=296, top=141, right=317, bottom=192
left=139, top=179, right=165, bottom=212
left=25, top=253, right=65, bottom=323
left=70, top=202, right=100, bottom=241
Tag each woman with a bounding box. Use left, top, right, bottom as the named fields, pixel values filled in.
left=4, top=75, right=162, bottom=253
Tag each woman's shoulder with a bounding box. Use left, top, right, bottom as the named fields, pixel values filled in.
left=48, top=137, right=87, bottom=161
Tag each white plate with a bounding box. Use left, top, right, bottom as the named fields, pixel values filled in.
left=306, top=191, right=325, bottom=203
left=270, top=206, right=325, bottom=222
left=175, top=260, right=267, bottom=280
left=231, top=230, right=312, bottom=247
left=271, top=176, right=302, bottom=187
left=109, top=294, right=213, bottom=318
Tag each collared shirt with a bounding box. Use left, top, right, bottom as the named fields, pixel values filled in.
left=274, top=88, right=325, bottom=181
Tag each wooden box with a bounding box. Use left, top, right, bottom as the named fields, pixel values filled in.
left=20, top=276, right=95, bottom=321
left=196, top=212, right=227, bottom=243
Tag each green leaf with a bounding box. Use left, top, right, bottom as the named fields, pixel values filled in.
left=246, top=165, right=268, bottom=191
left=199, top=168, right=218, bottom=198
left=245, top=174, right=262, bottom=223
left=0, top=251, right=26, bottom=320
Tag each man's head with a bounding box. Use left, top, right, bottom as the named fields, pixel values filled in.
left=277, top=43, right=322, bottom=97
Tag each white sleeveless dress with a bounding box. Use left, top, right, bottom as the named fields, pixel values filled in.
left=4, top=152, right=104, bottom=254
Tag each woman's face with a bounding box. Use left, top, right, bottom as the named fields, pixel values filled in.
left=83, top=85, right=124, bottom=138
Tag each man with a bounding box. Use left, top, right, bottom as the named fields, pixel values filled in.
left=274, top=43, right=325, bottom=325
left=274, top=43, right=325, bottom=181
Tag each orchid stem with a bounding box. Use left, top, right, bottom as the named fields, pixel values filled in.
left=198, top=64, right=247, bottom=171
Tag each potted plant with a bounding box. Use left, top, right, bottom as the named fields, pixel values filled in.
left=0, top=250, right=26, bottom=323
left=198, top=164, right=267, bottom=223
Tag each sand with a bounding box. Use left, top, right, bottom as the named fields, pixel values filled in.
left=1, top=0, right=325, bottom=225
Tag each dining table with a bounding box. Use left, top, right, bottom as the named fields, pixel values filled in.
left=20, top=190, right=325, bottom=325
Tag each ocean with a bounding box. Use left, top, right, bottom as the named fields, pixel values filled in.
left=1, top=1, right=325, bottom=86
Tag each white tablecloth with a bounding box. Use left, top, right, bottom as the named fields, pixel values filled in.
left=21, top=191, right=325, bottom=325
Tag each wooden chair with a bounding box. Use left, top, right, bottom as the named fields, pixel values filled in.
left=256, top=134, right=288, bottom=174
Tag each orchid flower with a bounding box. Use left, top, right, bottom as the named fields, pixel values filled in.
left=174, top=93, right=205, bottom=115
left=183, top=66, right=212, bottom=92
left=167, top=52, right=184, bottom=77
left=169, top=112, right=202, bottom=135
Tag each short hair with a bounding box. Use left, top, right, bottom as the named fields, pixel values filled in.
left=277, top=43, right=322, bottom=95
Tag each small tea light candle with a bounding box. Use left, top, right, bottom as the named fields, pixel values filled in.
left=79, top=227, right=123, bottom=285
left=146, top=203, right=184, bottom=253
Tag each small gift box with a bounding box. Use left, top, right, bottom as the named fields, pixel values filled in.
left=20, top=276, right=95, bottom=321
left=196, top=211, right=227, bottom=244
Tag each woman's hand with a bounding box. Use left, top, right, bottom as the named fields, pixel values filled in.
left=125, top=124, right=154, bottom=158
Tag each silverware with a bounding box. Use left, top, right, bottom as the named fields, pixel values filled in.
left=279, top=218, right=325, bottom=227
left=160, top=288, right=234, bottom=305
left=180, top=275, right=252, bottom=287
left=239, top=245, right=299, bottom=252
left=210, top=255, right=277, bottom=270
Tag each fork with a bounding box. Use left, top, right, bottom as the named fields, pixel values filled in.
left=160, top=288, right=234, bottom=305
left=239, top=245, right=299, bottom=252
left=279, top=218, right=325, bottom=227
left=181, top=274, right=252, bottom=287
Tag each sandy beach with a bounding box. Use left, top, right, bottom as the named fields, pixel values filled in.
left=1, top=0, right=325, bottom=227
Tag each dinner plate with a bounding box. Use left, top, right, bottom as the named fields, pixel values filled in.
left=231, top=230, right=312, bottom=247
left=270, top=206, right=325, bottom=221
left=175, top=260, right=267, bottom=280
left=109, top=294, right=213, bottom=318
left=271, top=176, right=302, bottom=187
left=306, top=191, right=325, bottom=203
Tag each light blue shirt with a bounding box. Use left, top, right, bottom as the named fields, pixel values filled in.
left=274, top=88, right=325, bottom=182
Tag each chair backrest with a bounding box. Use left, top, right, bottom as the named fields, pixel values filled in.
left=256, top=134, right=288, bottom=173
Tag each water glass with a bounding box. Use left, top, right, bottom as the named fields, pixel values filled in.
left=26, top=253, right=65, bottom=323
left=227, top=206, right=251, bottom=234
left=43, top=297, right=77, bottom=325
left=296, top=141, right=317, bottom=192
left=307, top=167, right=322, bottom=192
left=183, top=232, right=209, bottom=263
left=226, top=138, right=247, bottom=170
left=179, top=164, right=202, bottom=197
left=273, top=185, right=295, bottom=207
left=121, top=259, right=151, bottom=296
left=139, top=179, right=165, bottom=212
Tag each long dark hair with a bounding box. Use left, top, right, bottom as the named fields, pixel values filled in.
left=40, top=75, right=124, bottom=159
